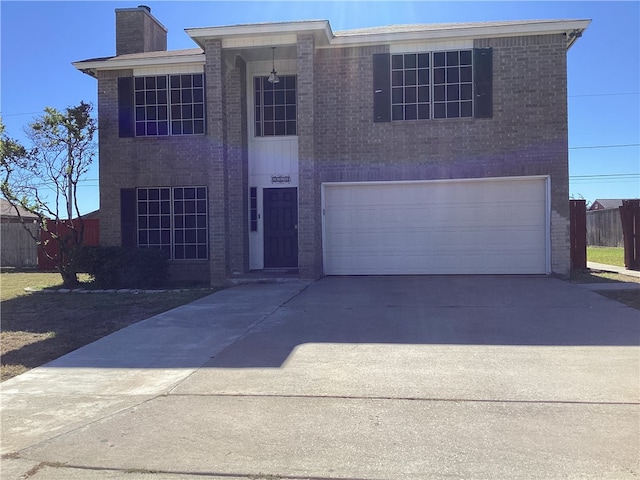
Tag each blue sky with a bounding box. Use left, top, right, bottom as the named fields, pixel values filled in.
left=1, top=1, right=639, bottom=214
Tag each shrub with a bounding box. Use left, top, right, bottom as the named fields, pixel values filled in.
left=73, top=246, right=169, bottom=289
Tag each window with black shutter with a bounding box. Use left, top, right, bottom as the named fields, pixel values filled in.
left=373, top=48, right=492, bottom=122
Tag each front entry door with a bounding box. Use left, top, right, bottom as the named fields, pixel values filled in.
left=263, top=187, right=298, bottom=268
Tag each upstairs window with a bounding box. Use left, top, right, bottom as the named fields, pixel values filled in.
left=254, top=75, right=297, bottom=137
left=133, top=74, right=205, bottom=136
left=374, top=48, right=492, bottom=123
left=391, top=50, right=473, bottom=121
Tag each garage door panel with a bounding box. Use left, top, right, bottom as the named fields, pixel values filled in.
left=323, top=178, right=548, bottom=275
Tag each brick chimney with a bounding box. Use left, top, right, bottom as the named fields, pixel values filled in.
left=115, top=5, right=167, bottom=56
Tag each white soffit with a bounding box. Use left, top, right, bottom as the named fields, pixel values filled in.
left=330, top=19, right=591, bottom=49
left=186, top=20, right=333, bottom=48
left=72, top=50, right=205, bottom=74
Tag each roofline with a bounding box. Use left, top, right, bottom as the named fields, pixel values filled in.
left=73, top=18, right=590, bottom=75
left=72, top=52, right=205, bottom=76
left=185, top=20, right=334, bottom=49
left=328, top=19, right=591, bottom=49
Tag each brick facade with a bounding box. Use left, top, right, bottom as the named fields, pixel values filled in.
left=81, top=14, right=585, bottom=285
left=312, top=34, right=571, bottom=275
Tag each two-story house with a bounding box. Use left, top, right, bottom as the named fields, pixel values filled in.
left=73, top=6, right=589, bottom=285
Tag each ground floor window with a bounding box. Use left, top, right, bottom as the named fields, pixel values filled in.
left=137, top=186, right=208, bottom=260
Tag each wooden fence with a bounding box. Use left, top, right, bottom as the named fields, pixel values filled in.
left=586, top=209, right=624, bottom=247
left=38, top=219, right=100, bottom=270
left=569, top=200, right=587, bottom=270
left=1, top=222, right=38, bottom=268
left=620, top=200, right=640, bottom=270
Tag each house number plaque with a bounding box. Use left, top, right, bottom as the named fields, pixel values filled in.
left=271, top=175, right=291, bottom=184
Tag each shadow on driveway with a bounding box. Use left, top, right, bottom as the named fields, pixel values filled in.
left=208, top=275, right=640, bottom=369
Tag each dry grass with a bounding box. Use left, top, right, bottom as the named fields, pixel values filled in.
left=1, top=271, right=216, bottom=381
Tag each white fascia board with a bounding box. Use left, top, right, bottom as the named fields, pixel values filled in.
left=72, top=53, right=205, bottom=74
left=186, top=20, right=333, bottom=48
left=328, top=19, right=591, bottom=49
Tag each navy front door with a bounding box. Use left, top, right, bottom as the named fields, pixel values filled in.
left=263, top=187, right=298, bottom=268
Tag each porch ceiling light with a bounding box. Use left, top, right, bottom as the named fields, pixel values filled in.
left=268, top=47, right=280, bottom=84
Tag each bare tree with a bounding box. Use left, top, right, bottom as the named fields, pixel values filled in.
left=0, top=102, right=97, bottom=287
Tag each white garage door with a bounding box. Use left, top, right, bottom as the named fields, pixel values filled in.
left=322, top=177, right=549, bottom=275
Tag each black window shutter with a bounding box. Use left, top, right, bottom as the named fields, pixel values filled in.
left=473, top=48, right=493, bottom=118
left=117, top=77, right=135, bottom=137
left=120, top=188, right=136, bottom=248
left=373, top=53, right=391, bottom=123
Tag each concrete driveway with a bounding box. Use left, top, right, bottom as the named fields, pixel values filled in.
left=2, top=276, right=639, bottom=479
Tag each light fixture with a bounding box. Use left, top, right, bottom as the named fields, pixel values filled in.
left=267, top=47, right=280, bottom=84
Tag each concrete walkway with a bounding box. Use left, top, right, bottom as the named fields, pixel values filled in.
left=1, top=276, right=639, bottom=479
left=588, top=260, right=640, bottom=279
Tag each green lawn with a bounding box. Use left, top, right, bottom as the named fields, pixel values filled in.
left=587, top=246, right=625, bottom=268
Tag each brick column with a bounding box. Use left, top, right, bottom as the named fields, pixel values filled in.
left=226, top=55, right=249, bottom=274
left=297, top=34, right=322, bottom=278
left=204, top=39, right=230, bottom=285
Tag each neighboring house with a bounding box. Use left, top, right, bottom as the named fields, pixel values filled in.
left=73, top=6, right=590, bottom=285
left=0, top=198, right=38, bottom=224
left=589, top=199, right=623, bottom=211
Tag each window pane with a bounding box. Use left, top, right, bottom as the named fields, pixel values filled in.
left=433, top=52, right=445, bottom=67
left=447, top=102, right=460, bottom=118
left=404, top=54, right=416, bottom=68
left=392, top=87, right=403, bottom=104
left=447, top=67, right=459, bottom=83
left=392, top=104, right=403, bottom=121
left=446, top=51, right=459, bottom=66
left=418, top=68, right=430, bottom=85
left=285, top=76, right=296, bottom=89
left=404, top=70, right=417, bottom=86
left=417, top=53, right=429, bottom=68
left=418, top=103, right=430, bottom=119
left=392, top=55, right=403, bottom=69
left=404, top=104, right=417, bottom=120
left=460, top=84, right=473, bottom=100
left=405, top=87, right=417, bottom=103
left=418, top=86, right=430, bottom=102
left=461, top=101, right=473, bottom=117
left=434, top=103, right=446, bottom=118
left=392, top=71, right=404, bottom=86
left=460, top=50, right=472, bottom=65
left=447, top=84, right=460, bottom=101
left=434, top=85, right=445, bottom=102
left=460, top=66, right=473, bottom=83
